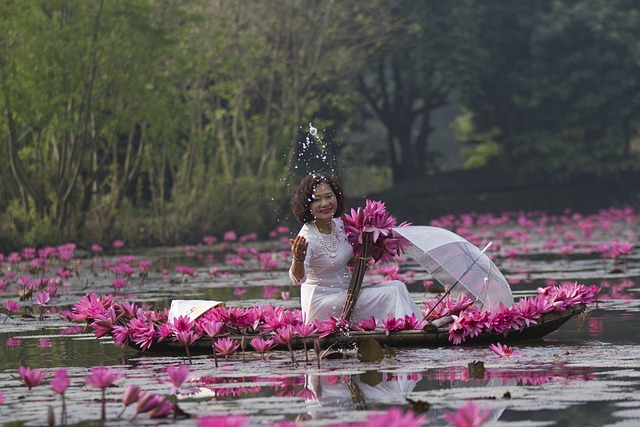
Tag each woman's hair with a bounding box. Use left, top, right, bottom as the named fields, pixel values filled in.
left=291, top=173, right=346, bottom=224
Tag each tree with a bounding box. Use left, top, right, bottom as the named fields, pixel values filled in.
left=0, top=0, right=177, bottom=243
left=354, top=0, right=483, bottom=184
left=459, top=0, right=640, bottom=181
left=156, top=0, right=367, bottom=239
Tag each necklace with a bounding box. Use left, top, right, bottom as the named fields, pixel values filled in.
left=313, top=220, right=338, bottom=258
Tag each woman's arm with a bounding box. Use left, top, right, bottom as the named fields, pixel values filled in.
left=289, top=234, right=308, bottom=282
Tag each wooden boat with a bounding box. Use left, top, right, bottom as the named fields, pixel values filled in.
left=131, top=304, right=587, bottom=354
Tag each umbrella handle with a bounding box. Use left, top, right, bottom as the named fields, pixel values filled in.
left=422, top=242, right=492, bottom=321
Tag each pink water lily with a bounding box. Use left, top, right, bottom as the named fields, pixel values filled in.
left=314, top=315, right=350, bottom=338
left=357, top=316, right=379, bottom=331
left=293, top=322, right=317, bottom=364
left=448, top=314, right=467, bottom=345
left=86, top=366, right=121, bottom=389
left=16, top=366, right=46, bottom=390
left=403, top=313, right=426, bottom=330
left=174, top=330, right=201, bottom=364
left=362, top=200, right=396, bottom=242
left=213, top=337, right=240, bottom=357
left=200, top=319, right=226, bottom=338
left=176, top=265, right=195, bottom=277
left=50, top=368, right=69, bottom=394
left=148, top=398, right=174, bottom=418
left=273, top=325, right=297, bottom=365
left=51, top=368, right=69, bottom=424
left=117, top=384, right=141, bottom=418
left=443, top=401, right=492, bottom=427
left=199, top=319, right=226, bottom=367
left=132, top=391, right=169, bottom=420
left=112, top=278, right=127, bottom=290
left=166, top=364, right=192, bottom=394
left=128, top=314, right=158, bottom=351
left=34, top=291, right=50, bottom=321
left=382, top=314, right=405, bottom=336
left=171, top=314, right=194, bottom=333
left=91, top=307, right=118, bottom=338
left=250, top=337, right=275, bottom=360
left=3, top=300, right=20, bottom=323
left=293, top=322, right=316, bottom=338
left=489, top=342, right=524, bottom=357
left=223, top=230, right=237, bottom=242
left=343, top=199, right=409, bottom=264
left=86, top=366, right=121, bottom=425
left=374, top=265, right=403, bottom=282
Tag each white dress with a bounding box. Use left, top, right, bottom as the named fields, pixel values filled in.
left=289, top=218, right=422, bottom=323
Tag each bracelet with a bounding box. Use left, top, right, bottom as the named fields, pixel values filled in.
left=293, top=255, right=305, bottom=263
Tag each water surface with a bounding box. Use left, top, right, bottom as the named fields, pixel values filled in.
left=1, top=212, right=639, bottom=426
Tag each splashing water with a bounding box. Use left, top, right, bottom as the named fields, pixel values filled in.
left=269, top=122, right=341, bottom=226
left=296, top=122, right=338, bottom=176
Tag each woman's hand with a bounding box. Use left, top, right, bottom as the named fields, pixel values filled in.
left=290, top=235, right=308, bottom=262
left=289, top=235, right=308, bottom=282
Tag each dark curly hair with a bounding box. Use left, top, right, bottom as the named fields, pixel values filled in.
left=291, top=173, right=346, bottom=224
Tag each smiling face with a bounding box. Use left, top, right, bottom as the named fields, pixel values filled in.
left=291, top=174, right=346, bottom=224
left=310, top=183, right=337, bottom=224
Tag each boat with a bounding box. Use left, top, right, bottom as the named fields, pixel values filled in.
left=128, top=304, right=587, bottom=354
left=64, top=282, right=596, bottom=356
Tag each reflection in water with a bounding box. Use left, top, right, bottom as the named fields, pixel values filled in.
left=174, top=365, right=598, bottom=401
left=421, top=364, right=595, bottom=387
left=589, top=316, right=604, bottom=337
left=179, top=362, right=595, bottom=425
left=307, top=371, right=419, bottom=410
left=599, top=278, right=636, bottom=300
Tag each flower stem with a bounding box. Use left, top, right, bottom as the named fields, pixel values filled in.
left=61, top=394, right=67, bottom=426
left=287, top=342, right=297, bottom=366
left=100, top=388, right=106, bottom=427
left=341, top=234, right=371, bottom=321
left=303, top=340, right=309, bottom=365
left=184, top=344, right=192, bottom=365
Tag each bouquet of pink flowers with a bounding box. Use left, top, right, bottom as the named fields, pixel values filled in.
left=340, top=199, right=410, bottom=320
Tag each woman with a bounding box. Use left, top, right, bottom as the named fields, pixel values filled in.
left=289, top=173, right=422, bottom=323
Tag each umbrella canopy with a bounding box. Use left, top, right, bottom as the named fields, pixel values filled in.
left=392, top=226, right=513, bottom=311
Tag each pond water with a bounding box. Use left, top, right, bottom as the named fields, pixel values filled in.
left=1, top=208, right=639, bottom=426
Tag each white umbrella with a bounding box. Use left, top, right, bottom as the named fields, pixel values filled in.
left=392, top=226, right=513, bottom=312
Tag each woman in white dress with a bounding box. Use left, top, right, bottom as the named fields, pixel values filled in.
left=289, top=173, right=421, bottom=323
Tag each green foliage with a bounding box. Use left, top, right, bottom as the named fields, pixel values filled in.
left=458, top=0, right=640, bottom=179
left=2, top=0, right=640, bottom=249
left=452, top=111, right=503, bottom=169
left=461, top=142, right=503, bottom=170
left=81, top=174, right=284, bottom=248
left=505, top=129, right=638, bottom=182
left=0, top=199, right=62, bottom=250
left=22, top=218, right=63, bottom=248
left=349, top=0, right=487, bottom=183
